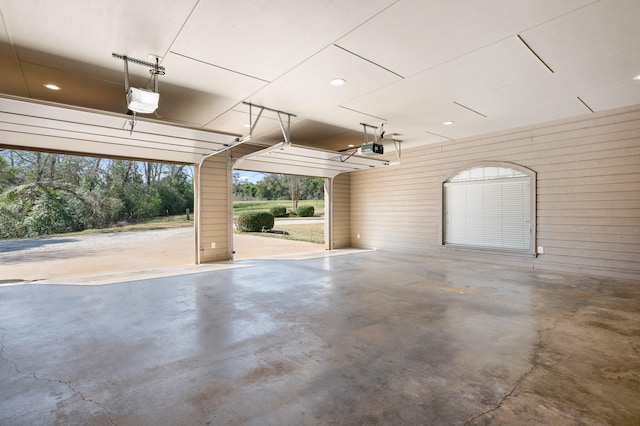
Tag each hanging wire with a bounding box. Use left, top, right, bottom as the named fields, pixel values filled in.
left=127, top=112, right=137, bottom=135
left=340, top=148, right=359, bottom=163
left=150, top=56, right=165, bottom=93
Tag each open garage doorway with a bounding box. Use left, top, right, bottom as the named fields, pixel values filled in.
left=0, top=148, right=197, bottom=284
left=231, top=170, right=327, bottom=260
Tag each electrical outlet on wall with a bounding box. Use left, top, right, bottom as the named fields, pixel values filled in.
left=537, top=246, right=544, bottom=254
left=211, top=242, right=216, bottom=249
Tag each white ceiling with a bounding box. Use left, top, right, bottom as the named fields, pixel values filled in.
left=1, top=0, right=639, bottom=159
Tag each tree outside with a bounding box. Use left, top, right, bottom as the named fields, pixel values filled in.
left=233, top=172, right=324, bottom=214
left=0, top=149, right=325, bottom=240
left=0, top=149, right=193, bottom=239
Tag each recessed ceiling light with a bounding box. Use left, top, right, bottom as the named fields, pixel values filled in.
left=348, top=144, right=355, bottom=148
left=443, top=121, right=455, bottom=125
left=330, top=78, right=346, bottom=86
left=44, top=83, right=61, bottom=91
left=243, top=124, right=251, bottom=128
left=633, top=74, right=640, bottom=81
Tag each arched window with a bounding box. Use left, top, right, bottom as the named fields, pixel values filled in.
left=443, top=163, right=535, bottom=253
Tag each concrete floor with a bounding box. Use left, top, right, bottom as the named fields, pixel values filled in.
left=1, top=251, right=639, bottom=425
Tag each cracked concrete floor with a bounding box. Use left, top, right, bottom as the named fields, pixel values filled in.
left=1, top=251, right=639, bottom=425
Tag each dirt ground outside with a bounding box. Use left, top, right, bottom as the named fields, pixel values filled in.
left=0, top=227, right=326, bottom=285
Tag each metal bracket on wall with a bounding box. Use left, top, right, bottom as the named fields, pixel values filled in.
left=391, top=138, right=402, bottom=164
left=112, top=52, right=166, bottom=93
left=361, top=122, right=381, bottom=144
left=240, top=102, right=297, bottom=145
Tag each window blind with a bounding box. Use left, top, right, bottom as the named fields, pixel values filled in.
left=444, top=177, right=530, bottom=250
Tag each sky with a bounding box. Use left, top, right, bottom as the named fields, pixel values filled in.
left=235, top=170, right=266, bottom=183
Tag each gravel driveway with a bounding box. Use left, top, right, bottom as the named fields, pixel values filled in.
left=0, top=227, right=324, bottom=285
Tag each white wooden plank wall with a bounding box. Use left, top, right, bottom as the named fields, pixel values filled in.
left=199, top=153, right=232, bottom=263
left=331, top=173, right=351, bottom=249
left=350, top=105, right=640, bottom=279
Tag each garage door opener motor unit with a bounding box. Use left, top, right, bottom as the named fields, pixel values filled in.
left=360, top=122, right=385, bottom=155
left=361, top=141, right=384, bottom=155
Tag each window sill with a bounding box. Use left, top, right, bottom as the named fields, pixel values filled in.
left=441, top=244, right=537, bottom=259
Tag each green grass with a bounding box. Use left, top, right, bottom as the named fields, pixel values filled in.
left=236, top=222, right=324, bottom=244
left=232, top=200, right=325, bottom=243
left=144, top=214, right=194, bottom=224
left=50, top=202, right=326, bottom=244
left=52, top=214, right=194, bottom=237
left=233, top=199, right=324, bottom=219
